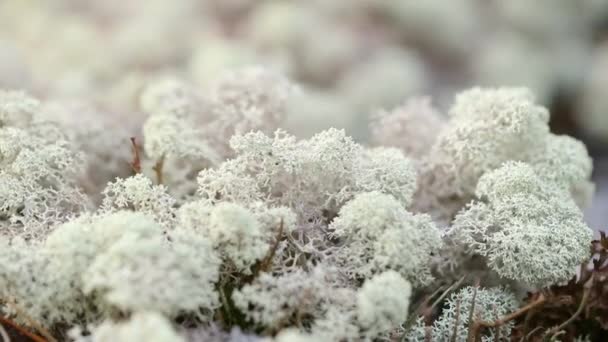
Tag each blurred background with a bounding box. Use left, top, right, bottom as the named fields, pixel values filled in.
left=0, top=0, right=607, bottom=229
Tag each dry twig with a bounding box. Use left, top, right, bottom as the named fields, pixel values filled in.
left=544, top=279, right=592, bottom=341
left=4, top=299, right=56, bottom=342
left=0, top=323, right=10, bottom=342
left=152, top=154, right=165, bottom=185
left=129, top=137, right=141, bottom=174
left=469, top=294, right=547, bottom=341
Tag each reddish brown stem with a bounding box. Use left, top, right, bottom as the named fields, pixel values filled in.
left=470, top=294, right=546, bottom=341
left=251, top=220, right=285, bottom=279
left=3, top=298, right=57, bottom=342
left=0, top=316, right=47, bottom=342
left=152, top=154, right=165, bottom=185
left=545, top=283, right=592, bottom=340
left=129, top=137, right=141, bottom=174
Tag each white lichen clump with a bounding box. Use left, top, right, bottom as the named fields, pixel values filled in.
left=415, top=87, right=593, bottom=223
left=330, top=191, right=441, bottom=285
left=75, top=312, right=185, bottom=342
left=204, top=202, right=268, bottom=272
left=0, top=91, right=89, bottom=239
left=0, top=76, right=596, bottom=341
left=199, top=127, right=418, bottom=222
left=100, top=174, right=177, bottom=228
left=83, top=227, right=221, bottom=319
left=448, top=162, right=592, bottom=287
left=356, top=271, right=411, bottom=336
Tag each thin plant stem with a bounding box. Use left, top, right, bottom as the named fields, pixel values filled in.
left=430, top=275, right=467, bottom=310
left=129, top=137, right=141, bottom=174
left=0, top=323, right=10, bottom=342
left=466, top=281, right=480, bottom=342
left=152, top=154, right=165, bottom=185
left=450, top=298, right=461, bottom=342
left=521, top=326, right=544, bottom=342
left=254, top=219, right=284, bottom=277
left=5, top=298, right=57, bottom=342
left=471, top=294, right=547, bottom=341
left=401, top=284, right=447, bottom=335
left=544, top=283, right=592, bottom=341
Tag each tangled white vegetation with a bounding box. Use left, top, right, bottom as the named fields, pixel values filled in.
left=329, top=191, right=441, bottom=285
left=413, top=87, right=593, bottom=224
left=72, top=312, right=186, bottom=342
left=0, top=70, right=596, bottom=341
left=406, top=286, right=519, bottom=341
left=448, top=162, right=592, bottom=287
left=356, top=271, right=412, bottom=336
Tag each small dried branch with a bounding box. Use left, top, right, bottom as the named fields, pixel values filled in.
left=250, top=219, right=284, bottom=279
left=129, top=137, right=141, bottom=174
left=402, top=275, right=467, bottom=338
left=259, top=219, right=284, bottom=273
left=401, top=284, right=447, bottom=336
left=492, top=305, right=501, bottom=342
left=217, top=281, right=234, bottom=327
left=152, top=154, right=165, bottom=185
left=0, top=316, right=47, bottom=342
left=519, top=296, right=538, bottom=339
left=471, top=294, right=547, bottom=341
left=4, top=298, right=57, bottom=342
left=466, top=280, right=480, bottom=342
left=544, top=279, right=592, bottom=340
left=521, top=326, right=544, bottom=342
left=430, top=275, right=467, bottom=310
left=485, top=294, right=547, bottom=328
left=0, top=323, right=10, bottom=342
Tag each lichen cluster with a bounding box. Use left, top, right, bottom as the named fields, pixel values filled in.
left=0, top=74, right=596, bottom=341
